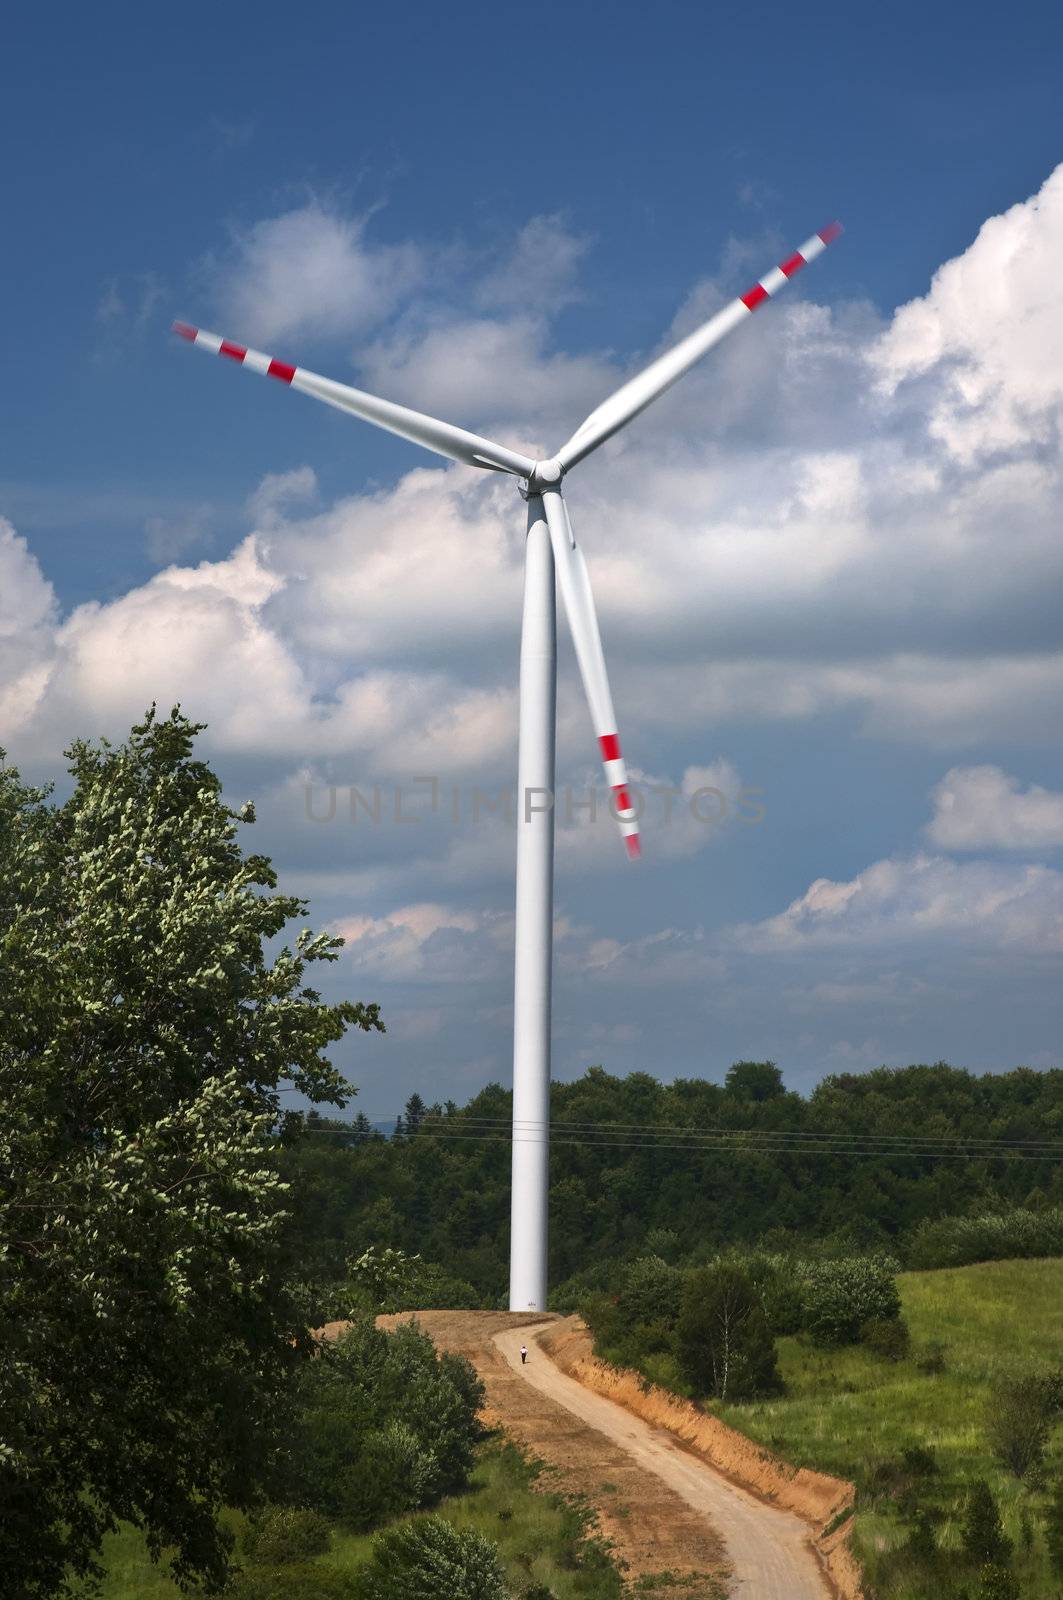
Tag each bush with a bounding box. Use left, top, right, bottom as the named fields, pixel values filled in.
left=907, top=1207, right=1063, bottom=1270
left=916, top=1339, right=948, bottom=1374
left=676, top=1262, right=783, bottom=1401
left=229, top=1563, right=357, bottom=1599
left=860, top=1315, right=910, bottom=1361
left=287, top=1319, right=484, bottom=1530
left=619, top=1255, right=683, bottom=1330
left=961, top=1481, right=1013, bottom=1567
left=746, top=1254, right=805, bottom=1336
left=987, top=1372, right=1063, bottom=1481
left=1045, top=1477, right=1063, bottom=1577
left=582, top=1256, right=686, bottom=1371
left=242, top=1507, right=332, bottom=1565
left=338, top=1247, right=481, bottom=1315
left=905, top=1509, right=938, bottom=1558
left=802, top=1256, right=901, bottom=1347
left=354, top=1515, right=509, bottom=1600
left=977, top=1563, right=1019, bottom=1600
left=865, top=1446, right=937, bottom=1513
left=901, top=1445, right=938, bottom=1478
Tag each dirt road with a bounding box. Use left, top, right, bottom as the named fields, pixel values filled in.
left=496, top=1321, right=830, bottom=1600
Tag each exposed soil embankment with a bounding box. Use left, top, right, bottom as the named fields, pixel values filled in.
left=539, top=1317, right=862, bottom=1600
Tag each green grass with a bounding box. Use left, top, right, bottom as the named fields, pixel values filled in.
left=92, top=1436, right=631, bottom=1600
left=716, top=1258, right=1063, bottom=1599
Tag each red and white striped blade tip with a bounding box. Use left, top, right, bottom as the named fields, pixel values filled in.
left=625, top=834, right=641, bottom=861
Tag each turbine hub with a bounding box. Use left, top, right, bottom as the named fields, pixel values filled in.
left=526, top=456, right=565, bottom=494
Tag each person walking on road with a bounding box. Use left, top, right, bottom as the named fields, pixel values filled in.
left=520, top=1343, right=528, bottom=1365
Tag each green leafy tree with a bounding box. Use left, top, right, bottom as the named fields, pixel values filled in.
left=354, top=1516, right=509, bottom=1600
left=342, top=1244, right=477, bottom=1313
left=802, top=1255, right=901, bottom=1347
left=0, top=710, right=382, bottom=1597
left=724, top=1060, right=786, bottom=1101
left=288, top=1318, right=484, bottom=1529
left=676, top=1262, right=783, bottom=1401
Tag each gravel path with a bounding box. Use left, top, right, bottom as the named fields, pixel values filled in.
left=495, top=1321, right=830, bottom=1600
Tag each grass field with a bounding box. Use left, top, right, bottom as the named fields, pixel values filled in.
left=92, top=1435, right=634, bottom=1600
left=717, top=1258, right=1063, bottom=1598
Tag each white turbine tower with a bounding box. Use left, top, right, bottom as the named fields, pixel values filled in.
left=173, top=221, right=842, bottom=1311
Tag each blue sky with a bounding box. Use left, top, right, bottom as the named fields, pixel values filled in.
left=3, top=1, right=1062, bottom=1115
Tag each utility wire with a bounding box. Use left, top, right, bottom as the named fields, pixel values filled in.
left=291, top=1121, right=1063, bottom=1162
left=416, top=1115, right=1063, bottom=1152
left=300, top=1111, right=1063, bottom=1154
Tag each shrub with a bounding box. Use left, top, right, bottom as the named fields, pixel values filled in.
left=229, top=1563, right=358, bottom=1599
left=961, top=1481, right=1013, bottom=1567
left=801, top=1256, right=901, bottom=1347
left=747, top=1255, right=805, bottom=1336
left=860, top=1315, right=910, bottom=1360
left=865, top=1446, right=937, bottom=1513
left=1045, top=1477, right=1063, bottom=1577
left=907, top=1206, right=1063, bottom=1270
left=242, top=1507, right=332, bottom=1564
left=916, top=1339, right=948, bottom=1374
left=583, top=1256, right=685, bottom=1370
left=905, top=1509, right=939, bottom=1558
left=977, top=1563, right=1019, bottom=1600
left=287, top=1319, right=484, bottom=1531
left=354, top=1516, right=510, bottom=1600
left=676, top=1263, right=783, bottom=1401
left=901, top=1445, right=938, bottom=1478
left=619, top=1255, right=683, bottom=1330
left=341, top=1246, right=480, bottom=1314
left=987, top=1372, right=1062, bottom=1481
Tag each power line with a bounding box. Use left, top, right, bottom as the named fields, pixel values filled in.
left=418, top=1115, right=1063, bottom=1152
left=297, top=1111, right=1063, bottom=1151
left=291, top=1120, right=1063, bottom=1162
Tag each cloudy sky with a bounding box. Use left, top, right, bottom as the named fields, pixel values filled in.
left=3, top=2, right=1062, bottom=1112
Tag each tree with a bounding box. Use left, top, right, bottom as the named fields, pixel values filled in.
left=724, top=1060, right=786, bottom=1101
left=961, top=1481, right=1013, bottom=1567
left=0, top=709, right=383, bottom=1598
left=287, top=1319, right=485, bottom=1530
left=355, top=1516, right=509, bottom=1600
left=676, top=1263, right=783, bottom=1401
left=801, top=1255, right=902, bottom=1347
left=403, top=1093, right=427, bottom=1134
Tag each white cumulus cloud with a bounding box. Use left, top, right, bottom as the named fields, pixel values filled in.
left=927, top=765, right=1063, bottom=851
left=206, top=200, right=421, bottom=347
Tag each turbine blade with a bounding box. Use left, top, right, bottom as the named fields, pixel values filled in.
left=171, top=323, right=537, bottom=477
left=556, top=222, right=843, bottom=471
left=539, top=489, right=640, bottom=860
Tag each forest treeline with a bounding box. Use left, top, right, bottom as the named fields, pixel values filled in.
left=279, top=1059, right=1063, bottom=1304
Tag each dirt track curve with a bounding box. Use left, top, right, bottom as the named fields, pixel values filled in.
left=497, top=1320, right=830, bottom=1600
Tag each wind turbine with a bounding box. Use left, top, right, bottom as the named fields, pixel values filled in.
left=173, top=220, right=842, bottom=1311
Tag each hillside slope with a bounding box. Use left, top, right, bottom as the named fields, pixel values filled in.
left=717, top=1258, right=1063, bottom=1598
